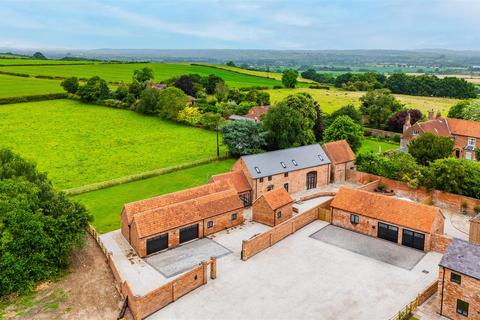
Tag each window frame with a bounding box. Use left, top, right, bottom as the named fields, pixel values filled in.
left=350, top=214, right=359, bottom=225
left=276, top=211, right=282, bottom=219
left=450, top=272, right=462, bottom=285
left=467, top=137, right=476, bottom=146
left=259, top=177, right=264, bottom=183
left=207, top=221, right=214, bottom=228
left=284, top=172, right=288, bottom=177
left=267, top=185, right=274, bottom=191
left=268, top=176, right=272, bottom=181
left=231, top=213, right=238, bottom=221
left=456, top=299, right=469, bottom=316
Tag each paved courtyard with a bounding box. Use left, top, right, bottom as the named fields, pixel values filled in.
left=148, top=221, right=442, bottom=320
left=145, top=238, right=231, bottom=278
left=311, top=225, right=425, bottom=270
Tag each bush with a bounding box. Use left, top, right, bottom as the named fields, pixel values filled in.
left=221, top=121, right=267, bottom=157
left=61, top=77, right=79, bottom=94
left=102, top=99, right=127, bottom=109
left=408, top=132, right=454, bottom=165
left=177, top=106, right=202, bottom=126
left=200, top=112, right=224, bottom=130
left=77, top=76, right=110, bottom=103
left=0, top=149, right=92, bottom=296
left=0, top=93, right=68, bottom=105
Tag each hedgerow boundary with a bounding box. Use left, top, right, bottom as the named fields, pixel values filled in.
left=64, top=156, right=230, bottom=196
left=0, top=93, right=68, bottom=105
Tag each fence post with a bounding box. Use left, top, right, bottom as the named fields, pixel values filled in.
left=202, top=261, right=208, bottom=285
left=210, top=256, right=217, bottom=279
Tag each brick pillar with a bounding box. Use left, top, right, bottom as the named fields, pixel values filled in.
left=210, top=256, right=217, bottom=279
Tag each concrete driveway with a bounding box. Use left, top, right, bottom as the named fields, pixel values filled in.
left=310, top=225, right=425, bottom=270
left=145, top=238, right=231, bottom=278
left=148, top=221, right=442, bottom=320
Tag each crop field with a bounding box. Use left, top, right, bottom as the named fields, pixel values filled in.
left=0, top=74, right=63, bottom=97
left=0, top=63, right=283, bottom=87
left=73, top=159, right=235, bottom=233
left=0, top=99, right=226, bottom=189
left=0, top=58, right=96, bottom=65
left=266, top=88, right=459, bottom=114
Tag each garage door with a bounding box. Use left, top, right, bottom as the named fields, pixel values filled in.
left=402, top=229, right=425, bottom=251
left=180, top=224, right=199, bottom=244
left=146, top=233, right=169, bottom=255
left=378, top=222, right=398, bottom=243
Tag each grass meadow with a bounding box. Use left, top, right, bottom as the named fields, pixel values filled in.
left=358, top=139, right=399, bottom=154
left=266, top=88, right=459, bottom=115
left=0, top=74, right=63, bottom=97
left=0, top=63, right=283, bottom=87
left=0, top=99, right=226, bottom=189
left=0, top=58, right=96, bottom=65
left=73, top=159, right=235, bottom=233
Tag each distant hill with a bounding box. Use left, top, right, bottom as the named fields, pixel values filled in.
left=2, top=48, right=480, bottom=67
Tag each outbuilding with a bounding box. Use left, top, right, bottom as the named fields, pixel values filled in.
left=252, top=187, right=294, bottom=226
left=330, top=187, right=445, bottom=251
left=322, top=140, right=356, bottom=182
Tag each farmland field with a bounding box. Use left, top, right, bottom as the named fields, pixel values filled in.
left=0, top=58, right=96, bottom=65
left=73, top=159, right=235, bottom=233
left=0, top=74, right=63, bottom=97
left=0, top=99, right=226, bottom=189
left=0, top=63, right=283, bottom=87
left=266, top=88, right=459, bottom=114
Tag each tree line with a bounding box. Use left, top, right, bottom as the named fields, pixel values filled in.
left=301, top=69, right=477, bottom=99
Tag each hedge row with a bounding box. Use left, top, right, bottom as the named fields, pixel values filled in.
left=0, top=70, right=30, bottom=77
left=64, top=156, right=230, bottom=196
left=0, top=93, right=68, bottom=105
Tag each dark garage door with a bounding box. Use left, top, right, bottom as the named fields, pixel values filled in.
left=378, top=222, right=398, bottom=243
left=146, top=233, right=169, bottom=255
left=180, top=224, right=199, bottom=244
left=402, top=229, right=425, bottom=251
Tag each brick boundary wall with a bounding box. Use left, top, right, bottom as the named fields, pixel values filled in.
left=387, top=280, right=439, bottom=320
left=348, top=170, right=480, bottom=216
left=241, top=201, right=331, bottom=261
left=299, top=191, right=336, bottom=202
left=431, top=233, right=453, bottom=254
left=88, top=225, right=216, bottom=320
left=365, top=127, right=400, bottom=137
left=356, top=179, right=380, bottom=192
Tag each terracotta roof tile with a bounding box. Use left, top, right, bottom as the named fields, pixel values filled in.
left=261, top=188, right=293, bottom=211
left=133, top=188, right=243, bottom=238
left=418, top=118, right=451, bottom=137
left=122, top=182, right=231, bottom=224
left=331, top=187, right=442, bottom=233
left=244, top=105, right=270, bottom=121
left=447, top=118, right=480, bottom=138
left=210, top=171, right=252, bottom=193
left=322, top=140, right=356, bottom=165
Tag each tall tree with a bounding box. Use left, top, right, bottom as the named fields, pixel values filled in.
left=408, top=132, right=454, bottom=165
left=281, top=69, right=299, bottom=88
left=137, top=86, right=161, bottom=115
left=387, top=109, right=423, bottom=133
left=360, top=89, right=404, bottom=129
left=447, top=100, right=470, bottom=119
left=133, top=67, right=154, bottom=83
left=60, top=77, right=79, bottom=94
left=157, top=87, right=188, bottom=120
left=263, top=102, right=315, bottom=150
left=174, top=75, right=196, bottom=96
left=204, top=75, right=224, bottom=94
left=313, top=102, right=326, bottom=141
left=221, top=121, right=267, bottom=157
left=77, top=76, right=110, bottom=102
left=326, top=104, right=362, bottom=126
left=323, top=115, right=363, bottom=152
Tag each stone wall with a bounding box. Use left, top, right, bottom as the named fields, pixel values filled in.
left=437, top=267, right=480, bottom=319
left=242, top=205, right=323, bottom=260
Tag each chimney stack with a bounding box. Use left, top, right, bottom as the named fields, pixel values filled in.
left=469, top=213, right=480, bottom=245
left=428, top=109, right=435, bottom=121
left=403, top=111, right=412, bottom=134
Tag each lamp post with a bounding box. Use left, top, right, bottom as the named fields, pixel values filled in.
left=216, top=126, right=220, bottom=159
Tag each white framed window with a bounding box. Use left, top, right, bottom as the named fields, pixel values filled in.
left=466, top=152, right=472, bottom=160
left=468, top=137, right=476, bottom=147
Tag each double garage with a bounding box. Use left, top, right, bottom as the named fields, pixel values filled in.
left=146, top=224, right=199, bottom=255
left=377, top=222, right=425, bottom=251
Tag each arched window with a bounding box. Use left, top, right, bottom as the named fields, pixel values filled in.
left=306, top=171, right=317, bottom=190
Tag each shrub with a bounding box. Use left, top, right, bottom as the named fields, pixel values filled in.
left=221, top=121, right=267, bottom=157
left=77, top=76, right=110, bottom=102
left=408, top=132, right=454, bottom=165
left=0, top=93, right=68, bottom=105
left=158, top=87, right=188, bottom=120
left=387, top=109, right=423, bottom=132
left=200, top=112, right=224, bottom=130
left=61, top=77, right=79, bottom=94
left=177, top=106, right=202, bottom=126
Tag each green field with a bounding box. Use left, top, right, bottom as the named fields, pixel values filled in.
left=358, top=139, right=399, bottom=154
left=73, top=159, right=235, bottom=233
left=0, top=63, right=282, bottom=87
left=0, top=58, right=96, bottom=65
left=266, top=88, right=459, bottom=115
left=0, top=99, right=226, bottom=189
left=0, top=74, right=63, bottom=97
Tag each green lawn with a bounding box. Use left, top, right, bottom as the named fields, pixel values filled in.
left=266, top=87, right=459, bottom=115
left=72, top=159, right=235, bottom=233
left=0, top=63, right=282, bottom=88
left=0, top=99, right=226, bottom=189
left=0, top=74, right=63, bottom=97
left=358, top=139, right=400, bottom=154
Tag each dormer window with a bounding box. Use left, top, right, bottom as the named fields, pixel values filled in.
left=292, top=160, right=298, bottom=166
left=280, top=161, right=286, bottom=168
left=254, top=166, right=261, bottom=174
left=413, top=130, right=419, bottom=136
left=318, top=155, right=324, bottom=161
left=468, top=138, right=476, bottom=147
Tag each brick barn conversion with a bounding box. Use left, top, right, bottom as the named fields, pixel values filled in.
left=252, top=187, right=294, bottom=226
left=322, top=139, right=356, bottom=182
left=330, top=187, right=445, bottom=252
left=232, top=144, right=331, bottom=200
left=121, top=181, right=244, bottom=257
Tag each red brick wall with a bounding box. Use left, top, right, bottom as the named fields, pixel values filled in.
left=203, top=209, right=244, bottom=236
left=438, top=267, right=480, bottom=319
left=274, top=203, right=293, bottom=225
left=431, top=233, right=453, bottom=254
left=331, top=208, right=434, bottom=251
left=332, top=161, right=355, bottom=182
left=252, top=196, right=275, bottom=226
left=121, top=209, right=130, bottom=242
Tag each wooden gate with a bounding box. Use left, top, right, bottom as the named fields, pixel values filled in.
left=318, top=208, right=331, bottom=223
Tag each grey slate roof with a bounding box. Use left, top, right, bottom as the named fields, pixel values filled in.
left=439, top=238, right=480, bottom=280
left=241, top=144, right=331, bottom=179
left=228, top=115, right=255, bottom=122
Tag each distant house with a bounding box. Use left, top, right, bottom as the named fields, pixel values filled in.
left=330, top=187, right=445, bottom=252
left=232, top=144, right=331, bottom=200
left=401, top=110, right=480, bottom=161
left=322, top=140, right=356, bottom=183
left=252, top=187, right=294, bottom=226
left=437, top=218, right=480, bottom=319
left=228, top=115, right=255, bottom=122
left=229, top=105, right=270, bottom=123
left=150, top=83, right=167, bottom=90
left=121, top=181, right=244, bottom=257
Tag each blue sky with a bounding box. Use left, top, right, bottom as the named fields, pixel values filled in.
left=1, top=0, right=480, bottom=50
